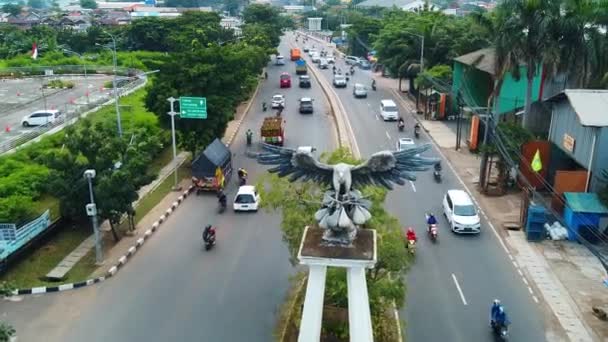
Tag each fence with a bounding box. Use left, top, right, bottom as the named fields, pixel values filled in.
left=0, top=210, right=50, bottom=261
left=0, top=76, right=146, bottom=155
left=0, top=65, right=139, bottom=78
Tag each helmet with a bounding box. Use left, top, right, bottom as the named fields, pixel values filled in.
left=205, top=224, right=212, bottom=230
left=493, top=299, right=501, bottom=305
left=407, top=227, right=414, bottom=234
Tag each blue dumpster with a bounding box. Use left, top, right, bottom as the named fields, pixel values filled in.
left=526, top=205, right=547, bottom=241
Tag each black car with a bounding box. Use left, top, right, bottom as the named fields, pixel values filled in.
left=299, top=97, right=314, bottom=114
left=299, top=75, right=311, bottom=88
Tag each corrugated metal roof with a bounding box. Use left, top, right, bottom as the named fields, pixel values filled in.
left=357, top=0, right=415, bottom=8
left=453, top=48, right=495, bottom=75
left=564, top=192, right=608, bottom=214
left=564, top=89, right=608, bottom=127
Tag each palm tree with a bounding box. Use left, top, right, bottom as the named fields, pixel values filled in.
left=492, top=0, right=561, bottom=129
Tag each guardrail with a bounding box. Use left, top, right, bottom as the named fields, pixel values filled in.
left=0, top=77, right=146, bottom=155
left=0, top=65, right=139, bottom=78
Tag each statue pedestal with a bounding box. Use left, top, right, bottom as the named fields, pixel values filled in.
left=297, top=226, right=377, bottom=342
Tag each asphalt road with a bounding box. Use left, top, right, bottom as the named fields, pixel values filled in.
left=0, top=76, right=111, bottom=146
left=291, top=33, right=547, bottom=341
left=2, top=38, right=335, bottom=342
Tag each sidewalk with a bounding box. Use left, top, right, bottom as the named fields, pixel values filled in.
left=383, top=75, right=607, bottom=341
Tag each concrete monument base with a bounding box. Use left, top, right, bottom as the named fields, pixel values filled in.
left=297, top=226, right=377, bottom=342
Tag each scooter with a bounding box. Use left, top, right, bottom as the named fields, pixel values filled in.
left=398, top=121, right=405, bottom=132
left=414, top=125, right=421, bottom=139
left=371, top=83, right=376, bottom=91
left=491, top=320, right=509, bottom=340
left=239, top=175, right=247, bottom=186
left=425, top=216, right=438, bottom=242
left=204, top=234, right=216, bottom=250
left=407, top=239, right=416, bottom=255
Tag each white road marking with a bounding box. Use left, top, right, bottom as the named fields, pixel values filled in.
left=451, top=273, right=468, bottom=305
left=533, top=296, right=539, bottom=304
left=385, top=131, right=391, bottom=140
left=528, top=286, right=534, bottom=295
left=409, top=181, right=416, bottom=192
left=522, top=277, right=529, bottom=286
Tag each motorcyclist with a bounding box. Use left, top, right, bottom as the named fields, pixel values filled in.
left=262, top=101, right=267, bottom=111
left=491, top=304, right=509, bottom=332
left=398, top=117, right=405, bottom=129
left=217, top=189, right=227, bottom=207
left=246, top=129, right=253, bottom=145
left=371, top=79, right=376, bottom=90
left=406, top=227, right=417, bottom=242
left=238, top=168, right=248, bottom=185
left=426, top=212, right=437, bottom=225
left=203, top=224, right=216, bottom=243
left=434, top=162, right=442, bottom=171
left=490, top=299, right=501, bottom=324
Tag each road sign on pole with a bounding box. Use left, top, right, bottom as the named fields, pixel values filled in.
left=180, top=96, right=207, bottom=119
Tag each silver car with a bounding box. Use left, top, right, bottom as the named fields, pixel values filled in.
left=353, top=83, right=367, bottom=98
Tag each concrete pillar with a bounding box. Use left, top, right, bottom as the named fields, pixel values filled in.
left=347, top=266, right=374, bottom=342
left=298, top=265, right=327, bottom=342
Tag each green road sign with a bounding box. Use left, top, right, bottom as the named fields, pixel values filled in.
left=180, top=97, right=207, bottom=119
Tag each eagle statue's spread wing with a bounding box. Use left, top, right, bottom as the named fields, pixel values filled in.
left=350, top=144, right=439, bottom=189
left=256, top=143, right=334, bottom=186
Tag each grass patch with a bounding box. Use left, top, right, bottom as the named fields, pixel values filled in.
left=0, top=225, right=92, bottom=288
left=32, top=195, right=61, bottom=222
left=148, top=147, right=174, bottom=176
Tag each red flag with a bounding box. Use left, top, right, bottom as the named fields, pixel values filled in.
left=31, top=42, right=38, bottom=59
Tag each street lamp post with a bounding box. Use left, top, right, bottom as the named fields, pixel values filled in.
left=97, top=32, right=122, bottom=137
left=84, top=169, right=103, bottom=265
left=167, top=97, right=180, bottom=191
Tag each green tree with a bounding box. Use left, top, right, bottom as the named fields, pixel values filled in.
left=492, top=0, right=561, bottom=129
left=125, top=17, right=173, bottom=52
left=79, top=0, right=97, bottom=9
left=96, top=170, right=138, bottom=240
left=2, top=4, right=22, bottom=16
left=145, top=43, right=267, bottom=156
left=0, top=322, right=15, bottom=342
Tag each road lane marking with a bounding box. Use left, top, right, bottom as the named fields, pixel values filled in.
left=533, top=295, right=539, bottom=304
left=385, top=131, right=391, bottom=140
left=528, top=286, right=534, bottom=295
left=409, top=181, right=416, bottom=192
left=451, top=273, right=468, bottom=305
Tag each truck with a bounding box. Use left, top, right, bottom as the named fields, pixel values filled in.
left=191, top=138, right=233, bottom=193
left=261, top=117, right=284, bottom=146
left=295, top=58, right=307, bottom=75
left=290, top=48, right=301, bottom=61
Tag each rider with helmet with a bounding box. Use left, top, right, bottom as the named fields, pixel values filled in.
left=203, top=224, right=216, bottom=243
left=238, top=168, right=248, bottom=185
left=406, top=227, right=417, bottom=242
left=426, top=212, right=437, bottom=232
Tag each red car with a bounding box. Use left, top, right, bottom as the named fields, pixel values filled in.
left=280, top=72, right=291, bottom=88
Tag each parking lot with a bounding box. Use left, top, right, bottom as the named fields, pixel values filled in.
left=0, top=75, right=114, bottom=148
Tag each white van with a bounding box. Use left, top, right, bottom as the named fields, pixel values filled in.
left=276, top=55, right=285, bottom=65
left=380, top=99, right=398, bottom=121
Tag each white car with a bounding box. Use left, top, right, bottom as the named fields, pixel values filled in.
left=396, top=137, right=415, bottom=151
left=353, top=83, right=367, bottom=98
left=319, top=58, right=329, bottom=69
left=233, top=185, right=261, bottom=212
left=345, top=56, right=360, bottom=65
left=380, top=99, right=399, bottom=121
left=276, top=55, right=285, bottom=65
left=333, top=75, right=347, bottom=88
left=21, top=109, right=61, bottom=127
left=271, top=94, right=285, bottom=109
left=308, top=49, right=318, bottom=57
left=311, top=53, right=321, bottom=63
left=326, top=55, right=335, bottom=64
left=442, top=189, right=481, bottom=234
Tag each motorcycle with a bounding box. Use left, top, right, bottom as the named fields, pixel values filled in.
left=491, top=321, right=509, bottom=340
left=246, top=131, right=253, bottom=146
left=239, top=174, right=247, bottom=186
left=203, top=227, right=217, bottom=251
left=398, top=120, right=405, bottom=132
left=433, top=163, right=442, bottom=183
left=262, top=102, right=267, bottom=112
left=218, top=194, right=227, bottom=214
left=407, top=239, right=416, bottom=255
left=371, top=83, right=376, bottom=91
left=414, top=125, right=421, bottom=139
left=425, top=215, right=438, bottom=241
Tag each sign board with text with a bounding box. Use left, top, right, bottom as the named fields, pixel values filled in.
left=563, top=133, right=575, bottom=153
left=180, top=97, right=207, bottom=119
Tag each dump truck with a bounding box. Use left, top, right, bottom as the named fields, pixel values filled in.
left=191, top=138, right=233, bottom=193
left=261, top=117, right=284, bottom=146
left=295, top=58, right=307, bottom=75
left=290, top=48, right=301, bottom=61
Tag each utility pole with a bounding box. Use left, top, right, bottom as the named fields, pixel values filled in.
left=167, top=97, right=180, bottom=191
left=84, top=169, right=103, bottom=265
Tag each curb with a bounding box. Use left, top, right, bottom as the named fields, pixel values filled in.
left=224, top=71, right=265, bottom=146
left=11, top=185, right=195, bottom=296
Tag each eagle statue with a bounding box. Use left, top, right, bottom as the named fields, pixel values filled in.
left=257, top=144, right=439, bottom=245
